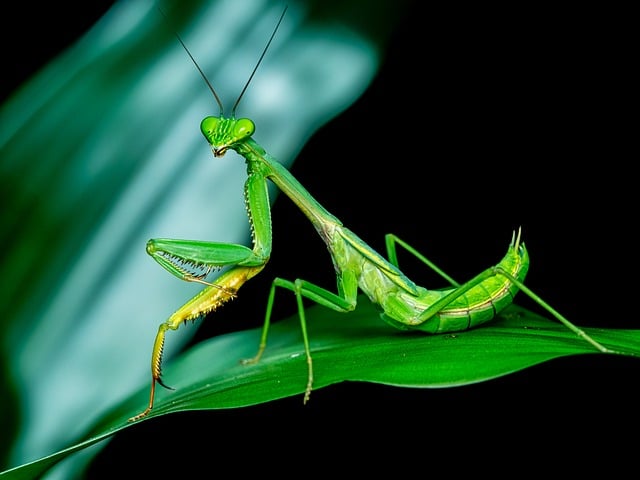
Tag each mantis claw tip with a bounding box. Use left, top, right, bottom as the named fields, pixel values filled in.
left=157, top=377, right=175, bottom=391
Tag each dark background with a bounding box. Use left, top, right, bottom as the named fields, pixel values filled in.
left=3, top=1, right=636, bottom=477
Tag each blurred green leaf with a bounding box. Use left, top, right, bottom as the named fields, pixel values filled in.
left=1, top=298, right=638, bottom=479
left=1, top=0, right=397, bottom=477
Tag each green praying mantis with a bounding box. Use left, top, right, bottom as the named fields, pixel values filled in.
left=128, top=7, right=616, bottom=422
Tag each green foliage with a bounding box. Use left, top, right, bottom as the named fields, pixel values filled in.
left=1, top=298, right=638, bottom=479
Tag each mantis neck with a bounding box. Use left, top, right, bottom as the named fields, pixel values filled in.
left=239, top=138, right=342, bottom=234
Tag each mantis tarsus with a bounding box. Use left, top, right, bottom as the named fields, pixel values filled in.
left=128, top=7, right=617, bottom=422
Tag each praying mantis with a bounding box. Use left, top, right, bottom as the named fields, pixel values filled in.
left=128, top=7, right=616, bottom=422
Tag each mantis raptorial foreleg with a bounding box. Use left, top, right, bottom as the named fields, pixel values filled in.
left=129, top=263, right=266, bottom=422
left=129, top=142, right=274, bottom=423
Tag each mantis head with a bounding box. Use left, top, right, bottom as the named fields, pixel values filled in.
left=172, top=6, right=286, bottom=158
left=200, top=116, right=256, bottom=157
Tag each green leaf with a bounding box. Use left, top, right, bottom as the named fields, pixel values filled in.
left=2, top=297, right=638, bottom=479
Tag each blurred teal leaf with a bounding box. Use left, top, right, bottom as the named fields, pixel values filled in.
left=1, top=298, right=638, bottom=479
left=0, top=0, right=400, bottom=477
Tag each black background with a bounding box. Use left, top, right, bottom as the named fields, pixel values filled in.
left=3, top=1, right=636, bottom=477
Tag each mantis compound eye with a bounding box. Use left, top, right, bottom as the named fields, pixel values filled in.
left=234, top=118, right=255, bottom=138
left=200, top=116, right=220, bottom=138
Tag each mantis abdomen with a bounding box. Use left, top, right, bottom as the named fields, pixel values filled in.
left=329, top=224, right=530, bottom=334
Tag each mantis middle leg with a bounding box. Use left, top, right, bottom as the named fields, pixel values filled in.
left=242, top=271, right=360, bottom=403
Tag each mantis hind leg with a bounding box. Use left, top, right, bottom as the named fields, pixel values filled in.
left=385, top=234, right=460, bottom=287
left=385, top=234, right=616, bottom=355
left=494, top=267, right=615, bottom=354
left=242, top=273, right=358, bottom=403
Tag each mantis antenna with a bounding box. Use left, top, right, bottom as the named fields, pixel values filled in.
left=171, top=29, right=225, bottom=115
left=231, top=6, right=288, bottom=116
left=164, top=5, right=288, bottom=117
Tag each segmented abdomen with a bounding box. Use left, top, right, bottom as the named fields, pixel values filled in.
left=379, top=240, right=530, bottom=334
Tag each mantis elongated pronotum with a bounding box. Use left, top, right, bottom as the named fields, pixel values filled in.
left=129, top=7, right=616, bottom=421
